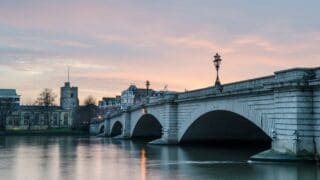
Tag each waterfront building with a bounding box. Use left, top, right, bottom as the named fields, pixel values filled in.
left=0, top=89, right=20, bottom=107
left=4, top=81, right=79, bottom=130
left=5, top=106, right=72, bottom=130
left=0, top=89, right=21, bottom=129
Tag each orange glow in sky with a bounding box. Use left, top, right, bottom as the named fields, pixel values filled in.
left=0, top=1, right=319, bottom=104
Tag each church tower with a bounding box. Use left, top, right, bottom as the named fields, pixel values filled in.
left=60, top=68, right=79, bottom=110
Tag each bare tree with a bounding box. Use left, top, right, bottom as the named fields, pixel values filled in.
left=73, top=95, right=97, bottom=131
left=84, top=95, right=96, bottom=106
left=34, top=88, right=57, bottom=107
left=33, top=88, right=57, bottom=128
left=84, top=95, right=97, bottom=122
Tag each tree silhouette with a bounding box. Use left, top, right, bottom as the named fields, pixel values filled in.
left=34, top=88, right=57, bottom=107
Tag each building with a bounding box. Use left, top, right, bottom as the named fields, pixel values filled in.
left=120, top=85, right=154, bottom=109
left=6, top=106, right=72, bottom=130
left=4, top=81, right=79, bottom=130
left=98, top=96, right=121, bottom=108
left=96, top=96, right=121, bottom=120
left=0, top=89, right=20, bottom=129
left=0, top=89, right=20, bottom=107
left=60, top=82, right=79, bottom=110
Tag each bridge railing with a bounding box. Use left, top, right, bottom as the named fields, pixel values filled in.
left=222, top=75, right=275, bottom=91
left=177, top=75, right=275, bottom=99
left=106, top=110, right=124, bottom=119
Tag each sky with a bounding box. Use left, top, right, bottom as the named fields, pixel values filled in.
left=0, top=0, right=319, bottom=105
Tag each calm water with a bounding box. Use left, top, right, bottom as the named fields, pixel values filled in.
left=0, top=136, right=319, bottom=180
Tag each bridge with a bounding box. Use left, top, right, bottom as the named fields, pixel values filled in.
left=90, top=67, right=320, bottom=161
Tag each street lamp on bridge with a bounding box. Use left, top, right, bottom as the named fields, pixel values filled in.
left=146, top=80, right=150, bottom=97
left=213, top=53, right=222, bottom=89
left=146, top=80, right=150, bottom=103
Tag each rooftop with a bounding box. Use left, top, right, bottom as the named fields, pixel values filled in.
left=0, top=89, right=19, bottom=97
left=19, top=105, right=63, bottom=111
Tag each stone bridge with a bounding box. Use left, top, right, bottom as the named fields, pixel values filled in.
left=90, top=67, right=320, bottom=161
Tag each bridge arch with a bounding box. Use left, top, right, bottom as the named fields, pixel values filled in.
left=99, top=125, right=105, bottom=134
left=131, top=114, right=163, bottom=140
left=179, top=102, right=273, bottom=144
left=110, top=121, right=123, bottom=137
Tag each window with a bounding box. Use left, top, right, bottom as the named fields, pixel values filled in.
left=8, top=119, right=12, bottom=125
left=13, top=117, right=19, bottom=126
left=40, top=113, right=44, bottom=125
left=34, top=113, right=40, bottom=125
left=43, top=113, right=49, bottom=125
left=52, top=113, right=58, bottom=126
left=24, top=113, right=30, bottom=125
left=70, top=93, right=74, bottom=98
left=63, top=113, right=68, bottom=125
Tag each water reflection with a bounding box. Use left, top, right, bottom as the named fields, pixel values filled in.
left=0, top=136, right=319, bottom=180
left=141, top=148, right=146, bottom=180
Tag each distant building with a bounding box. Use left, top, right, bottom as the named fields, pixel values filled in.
left=96, top=96, right=121, bottom=120
left=60, top=82, right=79, bottom=110
left=6, top=106, right=72, bottom=130
left=0, top=89, right=20, bottom=108
left=4, top=81, right=79, bottom=130
left=91, top=84, right=177, bottom=124
left=120, top=85, right=154, bottom=109
left=98, top=96, right=121, bottom=108
left=0, top=89, right=21, bottom=129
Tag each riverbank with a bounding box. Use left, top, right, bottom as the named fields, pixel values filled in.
left=0, top=128, right=89, bottom=136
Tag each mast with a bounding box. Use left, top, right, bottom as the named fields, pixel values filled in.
left=68, top=67, right=70, bottom=82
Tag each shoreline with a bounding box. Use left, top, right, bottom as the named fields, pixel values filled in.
left=0, top=129, right=89, bottom=136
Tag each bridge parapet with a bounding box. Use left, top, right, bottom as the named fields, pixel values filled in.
left=107, top=110, right=124, bottom=119
left=222, top=75, right=274, bottom=92
left=177, top=75, right=275, bottom=100
left=177, top=68, right=320, bottom=101
left=274, top=68, right=315, bottom=83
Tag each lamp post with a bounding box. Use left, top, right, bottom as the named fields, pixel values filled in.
left=146, top=80, right=150, bottom=97
left=213, top=53, right=222, bottom=87
left=145, top=80, right=150, bottom=103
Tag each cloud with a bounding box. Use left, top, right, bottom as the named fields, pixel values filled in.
left=0, top=0, right=319, bottom=104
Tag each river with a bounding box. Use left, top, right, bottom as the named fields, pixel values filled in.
left=0, top=136, right=319, bottom=180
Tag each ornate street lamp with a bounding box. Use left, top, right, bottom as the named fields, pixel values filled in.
left=213, top=53, right=222, bottom=87
left=146, top=80, right=150, bottom=97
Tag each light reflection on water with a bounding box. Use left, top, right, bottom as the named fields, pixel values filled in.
left=141, top=148, right=146, bottom=180
left=0, top=136, right=319, bottom=180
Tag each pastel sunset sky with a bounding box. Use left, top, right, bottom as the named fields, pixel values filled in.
left=0, top=0, right=319, bottom=104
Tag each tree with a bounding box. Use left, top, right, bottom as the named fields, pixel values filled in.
left=84, top=95, right=96, bottom=106
left=73, top=95, right=97, bottom=131
left=33, top=88, right=57, bottom=129
left=34, top=88, right=57, bottom=106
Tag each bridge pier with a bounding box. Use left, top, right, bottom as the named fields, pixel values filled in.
left=150, top=95, right=179, bottom=145
left=103, top=119, right=111, bottom=136
left=109, top=112, right=132, bottom=139
left=122, top=112, right=131, bottom=138
left=252, top=68, right=320, bottom=162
